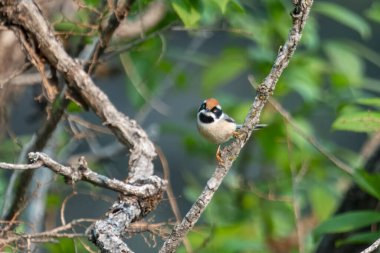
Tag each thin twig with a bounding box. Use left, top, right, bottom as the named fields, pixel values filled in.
left=159, top=1, right=314, bottom=252
left=67, top=115, right=111, bottom=135
left=0, top=152, right=165, bottom=197
left=60, top=191, right=77, bottom=226
left=285, top=123, right=306, bottom=253
left=171, top=26, right=254, bottom=37
left=113, top=0, right=167, bottom=39
left=85, top=0, right=135, bottom=74
left=269, top=99, right=354, bottom=175
left=102, top=22, right=173, bottom=61
left=0, top=218, right=95, bottom=247
left=16, top=29, right=59, bottom=102
left=0, top=62, right=31, bottom=89
left=156, top=146, right=193, bottom=253
left=0, top=161, right=43, bottom=170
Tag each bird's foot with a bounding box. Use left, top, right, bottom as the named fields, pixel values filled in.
left=216, top=145, right=224, bottom=165
left=233, top=129, right=247, bottom=140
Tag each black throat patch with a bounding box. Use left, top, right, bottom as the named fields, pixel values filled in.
left=199, top=113, right=214, bottom=123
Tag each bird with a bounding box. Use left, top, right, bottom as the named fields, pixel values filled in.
left=197, top=98, right=265, bottom=163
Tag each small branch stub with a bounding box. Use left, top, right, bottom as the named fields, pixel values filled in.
left=256, top=84, right=271, bottom=101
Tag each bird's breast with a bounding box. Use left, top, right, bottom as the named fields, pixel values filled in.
left=197, top=120, right=236, bottom=144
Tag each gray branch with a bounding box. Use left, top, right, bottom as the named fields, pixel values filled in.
left=360, top=238, right=380, bottom=253
left=159, top=1, right=314, bottom=252
left=1, top=0, right=133, bottom=221
left=0, top=152, right=165, bottom=197
left=0, top=0, right=155, bottom=180
left=0, top=0, right=165, bottom=252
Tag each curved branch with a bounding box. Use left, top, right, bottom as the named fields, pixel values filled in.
left=159, top=1, right=314, bottom=252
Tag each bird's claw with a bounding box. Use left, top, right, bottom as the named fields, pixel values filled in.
left=233, top=130, right=246, bottom=140
left=216, top=145, right=224, bottom=165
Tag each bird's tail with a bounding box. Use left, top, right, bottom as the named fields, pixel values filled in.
left=254, top=124, right=267, bottom=130
left=236, top=124, right=267, bottom=130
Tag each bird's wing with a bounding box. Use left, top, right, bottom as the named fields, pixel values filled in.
left=223, top=113, right=235, bottom=123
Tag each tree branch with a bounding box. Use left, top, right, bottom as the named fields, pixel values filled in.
left=0, top=152, right=165, bottom=197
left=359, top=238, right=380, bottom=253
left=113, top=0, right=166, bottom=39
left=0, top=1, right=165, bottom=251
left=0, top=0, right=157, bottom=179
left=159, top=1, right=314, bottom=252
left=0, top=218, right=94, bottom=247
left=85, top=0, right=135, bottom=74
left=0, top=0, right=134, bottom=221
left=269, top=98, right=353, bottom=174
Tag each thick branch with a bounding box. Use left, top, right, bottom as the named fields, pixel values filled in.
left=1, top=0, right=134, bottom=221
left=159, top=1, right=314, bottom=252
left=0, top=0, right=155, bottom=180
left=0, top=1, right=165, bottom=252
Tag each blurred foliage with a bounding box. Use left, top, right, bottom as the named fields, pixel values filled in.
left=2, top=0, right=380, bottom=252
left=168, top=0, right=380, bottom=252
left=44, top=238, right=96, bottom=253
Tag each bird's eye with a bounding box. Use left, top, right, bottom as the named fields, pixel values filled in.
left=212, top=107, right=222, bottom=118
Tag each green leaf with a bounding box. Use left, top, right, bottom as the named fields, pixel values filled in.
left=171, top=0, right=201, bottom=27
left=83, top=0, right=100, bottom=6
left=356, top=98, right=380, bottom=108
left=309, top=185, right=337, bottom=221
left=353, top=170, right=380, bottom=200
left=230, top=0, right=245, bottom=13
left=314, top=2, right=371, bottom=39
left=365, top=2, right=380, bottom=23
left=210, top=0, right=230, bottom=14
left=44, top=238, right=80, bottom=253
left=314, top=211, right=380, bottom=235
left=324, top=42, right=363, bottom=86
left=120, top=37, right=165, bottom=109
left=54, top=21, right=85, bottom=33
left=67, top=101, right=83, bottom=113
left=286, top=71, right=321, bottom=101
left=338, top=231, right=380, bottom=246
left=346, top=41, right=380, bottom=70
left=202, top=48, right=248, bottom=95
left=332, top=111, right=380, bottom=133
left=363, top=78, right=380, bottom=93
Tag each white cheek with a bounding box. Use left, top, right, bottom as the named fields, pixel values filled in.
left=204, top=111, right=216, bottom=118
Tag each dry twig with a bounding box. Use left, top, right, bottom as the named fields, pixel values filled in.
left=269, top=99, right=353, bottom=174
left=0, top=152, right=165, bottom=197
left=0, top=218, right=94, bottom=248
